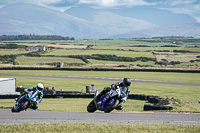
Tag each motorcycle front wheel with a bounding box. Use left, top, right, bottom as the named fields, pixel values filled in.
left=18, top=100, right=30, bottom=112
left=104, top=98, right=119, bottom=113
left=87, top=100, right=97, bottom=113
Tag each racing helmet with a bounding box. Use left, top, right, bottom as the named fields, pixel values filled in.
left=36, top=83, right=44, bottom=91
left=123, top=78, right=131, bottom=86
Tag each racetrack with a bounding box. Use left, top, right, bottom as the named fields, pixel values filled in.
left=0, top=74, right=200, bottom=125
left=0, top=109, right=199, bottom=125
left=0, top=74, right=200, bottom=87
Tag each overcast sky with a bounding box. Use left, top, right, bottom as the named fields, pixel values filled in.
left=0, top=0, right=200, bottom=22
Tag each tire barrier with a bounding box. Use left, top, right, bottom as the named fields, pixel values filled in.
left=143, top=104, right=173, bottom=111
left=43, top=94, right=94, bottom=98
left=16, top=87, right=56, bottom=95
left=0, top=95, right=19, bottom=99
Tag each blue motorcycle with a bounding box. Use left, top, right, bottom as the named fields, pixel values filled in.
left=87, top=86, right=127, bottom=113
left=12, top=90, right=39, bottom=112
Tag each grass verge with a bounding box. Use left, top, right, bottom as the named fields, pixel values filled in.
left=0, top=123, right=200, bottom=133
left=1, top=98, right=200, bottom=113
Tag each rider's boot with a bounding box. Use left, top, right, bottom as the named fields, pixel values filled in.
left=15, top=97, right=20, bottom=102
left=116, top=104, right=123, bottom=111
left=30, top=103, right=38, bottom=110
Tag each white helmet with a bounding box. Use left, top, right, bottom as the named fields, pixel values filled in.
left=36, top=83, right=44, bottom=91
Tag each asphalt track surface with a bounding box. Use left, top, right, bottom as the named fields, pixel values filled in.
left=0, top=74, right=200, bottom=87
left=0, top=109, right=200, bottom=125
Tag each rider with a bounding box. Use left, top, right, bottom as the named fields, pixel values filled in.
left=16, top=83, right=44, bottom=110
left=94, top=78, right=131, bottom=110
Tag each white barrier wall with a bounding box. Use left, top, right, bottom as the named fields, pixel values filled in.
left=0, top=78, right=18, bottom=95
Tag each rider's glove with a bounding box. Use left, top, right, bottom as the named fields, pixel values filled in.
left=22, top=89, right=27, bottom=95
left=36, top=101, right=39, bottom=104
left=111, top=84, right=116, bottom=89
left=111, top=82, right=121, bottom=90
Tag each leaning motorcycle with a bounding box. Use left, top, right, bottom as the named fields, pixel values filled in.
left=11, top=90, right=38, bottom=112
left=87, top=86, right=127, bottom=113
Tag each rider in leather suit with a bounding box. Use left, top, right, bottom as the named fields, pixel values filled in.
left=16, top=83, right=44, bottom=110
left=95, top=78, right=131, bottom=110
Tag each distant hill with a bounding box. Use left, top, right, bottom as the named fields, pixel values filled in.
left=65, top=6, right=157, bottom=34
left=110, top=24, right=200, bottom=39
left=0, top=3, right=199, bottom=39
left=0, top=3, right=109, bottom=39
left=108, top=7, right=198, bottom=27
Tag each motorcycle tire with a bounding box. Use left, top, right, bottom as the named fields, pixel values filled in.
left=11, top=106, right=17, bottom=113
left=87, top=100, right=97, bottom=113
left=18, top=100, right=30, bottom=112
left=104, top=98, right=119, bottom=113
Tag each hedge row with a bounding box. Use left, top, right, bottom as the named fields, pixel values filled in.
left=69, top=54, right=157, bottom=63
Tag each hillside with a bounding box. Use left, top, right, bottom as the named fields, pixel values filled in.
left=110, top=24, right=200, bottom=39
left=0, top=3, right=109, bottom=39
left=0, top=3, right=200, bottom=39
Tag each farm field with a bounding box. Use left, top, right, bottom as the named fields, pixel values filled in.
left=3, top=37, right=200, bottom=46
left=43, top=49, right=154, bottom=58
left=0, top=49, right=30, bottom=55
left=16, top=56, right=85, bottom=65
left=0, top=38, right=200, bottom=70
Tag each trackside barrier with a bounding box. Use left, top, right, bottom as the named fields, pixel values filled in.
left=0, top=67, right=199, bottom=73
left=143, top=105, right=173, bottom=111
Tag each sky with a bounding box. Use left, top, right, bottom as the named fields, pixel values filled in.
left=0, top=0, right=200, bottom=22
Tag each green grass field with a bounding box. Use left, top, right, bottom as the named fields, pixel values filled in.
left=88, top=59, right=155, bottom=66
left=1, top=38, right=200, bottom=69
left=0, top=123, right=199, bottom=133
left=16, top=56, right=85, bottom=65
left=93, top=45, right=181, bottom=52
left=0, top=49, right=30, bottom=55
left=43, top=49, right=154, bottom=58
left=1, top=97, right=199, bottom=132
left=1, top=70, right=199, bottom=84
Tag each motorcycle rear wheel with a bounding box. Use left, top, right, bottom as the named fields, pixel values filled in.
left=104, top=98, right=119, bottom=113
left=87, top=100, right=97, bottom=113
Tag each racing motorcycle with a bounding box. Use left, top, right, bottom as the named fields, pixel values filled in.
left=87, top=86, right=127, bottom=113
left=11, top=90, right=39, bottom=112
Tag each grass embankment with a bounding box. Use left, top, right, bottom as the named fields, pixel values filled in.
left=0, top=123, right=200, bottom=133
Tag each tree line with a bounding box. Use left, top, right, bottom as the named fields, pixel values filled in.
left=0, top=35, right=75, bottom=41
